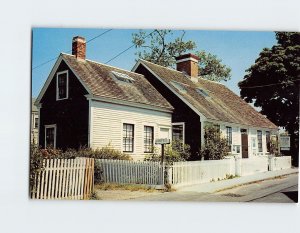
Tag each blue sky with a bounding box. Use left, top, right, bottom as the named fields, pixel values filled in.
left=31, top=28, right=277, bottom=97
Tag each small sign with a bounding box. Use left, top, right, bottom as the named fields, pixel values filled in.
left=155, top=138, right=170, bottom=145
left=279, top=135, right=290, bottom=151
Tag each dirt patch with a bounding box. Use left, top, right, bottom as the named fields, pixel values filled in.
left=93, top=183, right=166, bottom=200
left=94, top=189, right=162, bottom=200
left=221, top=193, right=244, bottom=197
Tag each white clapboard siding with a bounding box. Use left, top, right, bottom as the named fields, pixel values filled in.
left=97, top=159, right=164, bottom=187
left=240, top=157, right=269, bottom=176
left=169, top=159, right=235, bottom=188
left=90, top=101, right=172, bottom=160
left=31, top=158, right=94, bottom=200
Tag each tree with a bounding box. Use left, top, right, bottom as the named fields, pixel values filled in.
left=239, top=32, right=300, bottom=166
left=198, top=125, right=229, bottom=160
left=132, top=30, right=231, bottom=82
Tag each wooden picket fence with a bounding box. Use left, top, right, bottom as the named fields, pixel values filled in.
left=31, top=157, right=94, bottom=200
left=96, top=159, right=164, bottom=188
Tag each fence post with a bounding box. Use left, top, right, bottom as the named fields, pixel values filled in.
left=234, top=154, right=242, bottom=176
left=164, top=164, right=172, bottom=186
left=268, top=155, right=274, bottom=171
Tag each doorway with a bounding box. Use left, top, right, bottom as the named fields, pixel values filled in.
left=241, top=129, right=248, bottom=158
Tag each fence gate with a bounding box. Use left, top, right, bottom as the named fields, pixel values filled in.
left=31, top=157, right=94, bottom=200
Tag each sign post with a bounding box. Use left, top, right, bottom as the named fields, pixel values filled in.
left=155, top=138, right=171, bottom=164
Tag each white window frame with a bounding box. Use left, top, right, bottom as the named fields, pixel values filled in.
left=44, top=124, right=57, bottom=149
left=122, top=122, right=135, bottom=153
left=143, top=125, right=155, bottom=153
left=34, top=116, right=39, bottom=129
left=56, top=70, right=69, bottom=101
left=172, top=122, right=185, bottom=144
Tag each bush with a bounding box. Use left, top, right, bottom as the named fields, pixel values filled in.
left=29, top=144, right=45, bottom=195
left=198, top=125, right=229, bottom=160
left=144, top=140, right=191, bottom=164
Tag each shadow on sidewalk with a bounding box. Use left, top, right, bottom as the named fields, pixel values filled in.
left=282, top=191, right=298, bottom=203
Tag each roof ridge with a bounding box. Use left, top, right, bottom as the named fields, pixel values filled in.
left=62, top=53, right=144, bottom=77
left=139, top=59, right=185, bottom=74
left=140, top=59, right=225, bottom=86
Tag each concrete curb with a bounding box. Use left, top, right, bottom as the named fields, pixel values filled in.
left=176, top=168, right=298, bottom=194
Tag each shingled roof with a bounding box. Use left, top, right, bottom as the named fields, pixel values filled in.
left=61, top=54, right=173, bottom=112
left=136, top=59, right=277, bottom=129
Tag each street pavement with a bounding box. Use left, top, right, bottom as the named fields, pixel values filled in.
left=130, top=171, right=298, bottom=203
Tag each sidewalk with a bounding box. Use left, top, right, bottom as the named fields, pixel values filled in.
left=176, top=168, right=298, bottom=193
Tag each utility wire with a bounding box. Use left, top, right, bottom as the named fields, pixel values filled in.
left=105, top=30, right=155, bottom=64
left=239, top=79, right=300, bottom=89
left=32, top=29, right=113, bottom=70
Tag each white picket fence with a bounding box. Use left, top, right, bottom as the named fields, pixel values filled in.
left=239, top=157, right=269, bottom=176
left=96, top=159, right=164, bottom=188
left=31, top=158, right=94, bottom=200
left=95, top=156, right=292, bottom=189
left=269, top=156, right=292, bottom=171
left=167, top=158, right=235, bottom=188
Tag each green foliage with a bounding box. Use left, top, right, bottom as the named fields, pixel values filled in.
left=199, top=125, right=229, bottom=160
left=195, top=51, right=231, bottom=81
left=144, top=140, right=191, bottom=164
left=133, top=30, right=196, bottom=67
left=132, top=29, right=231, bottom=82
left=239, top=32, right=299, bottom=165
left=29, top=144, right=45, bottom=195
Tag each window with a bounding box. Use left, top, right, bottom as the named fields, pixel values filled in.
left=226, top=126, right=232, bottom=151
left=266, top=131, right=271, bottom=152
left=196, top=88, right=210, bottom=98
left=56, top=71, right=68, bottom=100
left=257, top=130, right=263, bottom=152
left=144, top=126, right=154, bottom=153
left=172, top=123, right=184, bottom=143
left=45, top=125, right=56, bottom=148
left=111, top=71, right=134, bottom=83
left=34, top=117, right=39, bottom=129
left=170, top=81, right=187, bottom=94
left=123, top=123, right=134, bottom=152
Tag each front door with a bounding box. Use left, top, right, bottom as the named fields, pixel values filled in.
left=241, top=129, right=248, bottom=158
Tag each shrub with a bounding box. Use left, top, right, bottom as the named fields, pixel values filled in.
left=29, top=144, right=45, bottom=196
left=198, top=125, right=229, bottom=160
left=144, top=140, right=191, bottom=164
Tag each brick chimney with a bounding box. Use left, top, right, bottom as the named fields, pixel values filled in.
left=72, top=36, right=86, bottom=59
left=175, top=53, right=200, bottom=78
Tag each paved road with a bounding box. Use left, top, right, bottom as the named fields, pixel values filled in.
left=131, top=173, right=298, bottom=203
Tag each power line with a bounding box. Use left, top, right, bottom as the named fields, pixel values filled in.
left=239, top=79, right=300, bottom=89
left=105, top=30, right=155, bottom=64
left=32, top=29, right=113, bottom=70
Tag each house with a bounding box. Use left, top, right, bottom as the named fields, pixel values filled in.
left=31, top=98, right=39, bottom=144
left=35, top=36, right=173, bottom=160
left=132, top=53, right=278, bottom=159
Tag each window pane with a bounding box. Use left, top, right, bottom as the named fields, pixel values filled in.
left=266, top=131, right=270, bottom=152
left=226, top=127, right=232, bottom=151
left=123, top=123, right=134, bottom=152
left=45, top=127, right=55, bottom=148
left=257, top=130, right=262, bottom=152
left=58, top=73, right=67, bottom=99
left=172, top=124, right=183, bottom=142
left=144, top=126, right=154, bottom=153
left=34, top=117, right=38, bottom=128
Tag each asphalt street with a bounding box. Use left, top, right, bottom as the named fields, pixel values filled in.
left=131, top=173, right=298, bottom=203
